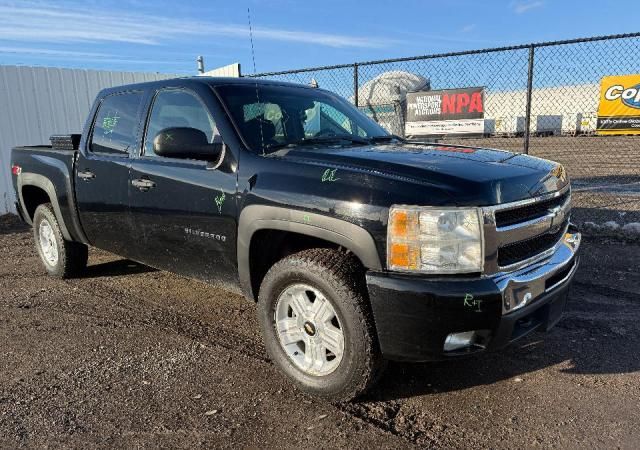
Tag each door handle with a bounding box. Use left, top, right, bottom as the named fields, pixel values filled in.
left=131, top=178, right=156, bottom=191
left=77, top=170, right=96, bottom=181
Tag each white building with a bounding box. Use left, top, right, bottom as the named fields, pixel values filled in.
left=0, top=65, right=175, bottom=214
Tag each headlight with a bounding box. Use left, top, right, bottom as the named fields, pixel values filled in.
left=387, top=206, right=484, bottom=274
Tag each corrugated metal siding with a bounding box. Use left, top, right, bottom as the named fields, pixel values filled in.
left=485, top=83, right=600, bottom=119
left=201, top=63, right=241, bottom=77
left=0, top=65, right=175, bottom=214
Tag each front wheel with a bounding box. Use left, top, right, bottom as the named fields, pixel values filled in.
left=257, top=248, right=385, bottom=402
left=33, top=203, right=88, bottom=278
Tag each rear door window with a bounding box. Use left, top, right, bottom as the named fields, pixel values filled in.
left=91, top=92, right=144, bottom=155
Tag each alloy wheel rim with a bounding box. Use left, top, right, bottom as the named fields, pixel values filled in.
left=39, top=219, right=58, bottom=266
left=274, top=283, right=345, bottom=376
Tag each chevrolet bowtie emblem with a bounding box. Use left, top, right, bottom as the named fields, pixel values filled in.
left=548, top=206, right=565, bottom=232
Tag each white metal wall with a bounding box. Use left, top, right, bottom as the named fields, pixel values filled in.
left=201, top=62, right=241, bottom=77
left=0, top=65, right=175, bottom=214
left=485, top=83, right=600, bottom=120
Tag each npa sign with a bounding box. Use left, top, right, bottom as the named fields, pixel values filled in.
left=597, top=74, right=640, bottom=135
left=405, top=87, right=485, bottom=138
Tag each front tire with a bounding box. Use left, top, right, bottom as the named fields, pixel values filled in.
left=33, top=203, right=88, bottom=278
left=257, top=248, right=385, bottom=402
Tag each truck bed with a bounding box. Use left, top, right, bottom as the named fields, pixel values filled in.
left=13, top=145, right=74, bottom=153
left=10, top=145, right=79, bottom=237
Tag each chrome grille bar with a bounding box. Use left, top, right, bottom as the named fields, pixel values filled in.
left=496, top=195, right=571, bottom=246
left=482, top=184, right=571, bottom=275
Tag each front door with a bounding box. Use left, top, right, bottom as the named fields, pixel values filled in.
left=128, top=88, right=238, bottom=286
left=75, top=91, right=144, bottom=257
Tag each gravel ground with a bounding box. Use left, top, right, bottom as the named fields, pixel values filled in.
left=1, top=214, right=639, bottom=449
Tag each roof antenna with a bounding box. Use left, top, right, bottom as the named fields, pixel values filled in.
left=247, top=7, right=265, bottom=155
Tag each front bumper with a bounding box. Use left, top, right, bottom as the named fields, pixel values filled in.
left=367, top=229, right=581, bottom=361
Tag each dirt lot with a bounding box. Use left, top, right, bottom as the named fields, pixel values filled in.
left=1, top=213, right=639, bottom=449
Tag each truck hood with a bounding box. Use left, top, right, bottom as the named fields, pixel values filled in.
left=273, top=142, right=569, bottom=205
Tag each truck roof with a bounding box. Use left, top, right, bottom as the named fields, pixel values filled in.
left=98, top=76, right=314, bottom=96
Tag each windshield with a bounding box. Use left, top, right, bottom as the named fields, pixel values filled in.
left=215, top=84, right=390, bottom=153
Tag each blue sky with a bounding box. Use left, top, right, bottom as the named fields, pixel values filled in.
left=0, top=0, right=636, bottom=75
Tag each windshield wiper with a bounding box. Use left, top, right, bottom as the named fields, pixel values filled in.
left=368, top=134, right=406, bottom=144
left=301, top=135, right=370, bottom=145
left=265, top=135, right=370, bottom=151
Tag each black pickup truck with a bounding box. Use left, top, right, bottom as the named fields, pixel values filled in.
left=10, top=77, right=580, bottom=401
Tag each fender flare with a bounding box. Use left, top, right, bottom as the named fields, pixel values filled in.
left=237, top=205, right=382, bottom=300
left=17, top=172, right=73, bottom=241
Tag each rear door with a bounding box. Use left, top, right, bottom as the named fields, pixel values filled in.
left=127, top=86, right=238, bottom=285
left=75, top=91, right=144, bottom=256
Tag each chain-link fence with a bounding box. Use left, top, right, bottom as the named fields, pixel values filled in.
left=250, top=33, right=640, bottom=225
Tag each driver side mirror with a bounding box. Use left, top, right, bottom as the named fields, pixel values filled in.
left=153, top=127, right=223, bottom=162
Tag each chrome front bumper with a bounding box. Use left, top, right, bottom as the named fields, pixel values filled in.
left=493, top=229, right=581, bottom=315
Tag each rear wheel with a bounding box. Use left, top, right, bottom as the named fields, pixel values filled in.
left=258, top=248, right=385, bottom=402
left=33, top=203, right=88, bottom=278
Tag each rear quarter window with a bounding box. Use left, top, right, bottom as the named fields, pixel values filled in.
left=91, top=92, right=144, bottom=155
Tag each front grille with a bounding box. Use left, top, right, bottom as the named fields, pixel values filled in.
left=495, top=190, right=569, bottom=227
left=497, top=220, right=567, bottom=267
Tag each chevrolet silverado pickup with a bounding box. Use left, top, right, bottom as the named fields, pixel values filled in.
left=10, top=77, right=581, bottom=401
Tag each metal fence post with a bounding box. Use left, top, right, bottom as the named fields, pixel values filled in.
left=523, top=44, right=535, bottom=154
left=353, top=63, right=359, bottom=107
